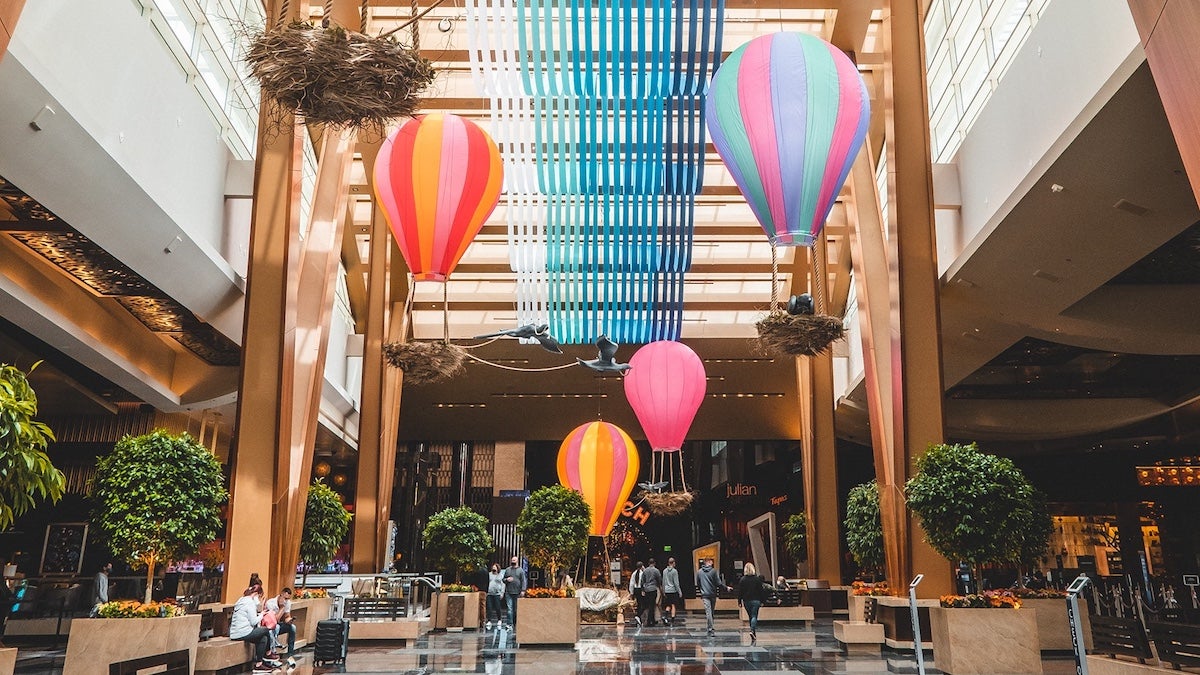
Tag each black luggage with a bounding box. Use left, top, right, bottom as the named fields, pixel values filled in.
left=314, top=618, right=349, bottom=665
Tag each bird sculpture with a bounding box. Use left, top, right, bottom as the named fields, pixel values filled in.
left=475, top=323, right=563, bottom=354
left=577, top=335, right=632, bottom=373
left=638, top=481, right=669, bottom=493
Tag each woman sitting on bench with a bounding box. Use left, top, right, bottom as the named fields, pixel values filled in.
left=230, top=585, right=281, bottom=673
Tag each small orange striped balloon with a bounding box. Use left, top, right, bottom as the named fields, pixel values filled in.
left=557, top=422, right=640, bottom=537
left=373, top=114, right=503, bottom=281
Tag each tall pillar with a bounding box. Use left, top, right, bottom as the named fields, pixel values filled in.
left=876, top=0, right=952, bottom=596
left=1127, top=1, right=1200, bottom=207
left=0, top=0, right=22, bottom=63
left=798, top=240, right=842, bottom=584
left=224, top=0, right=359, bottom=601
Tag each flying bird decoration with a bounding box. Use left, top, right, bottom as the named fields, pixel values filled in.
left=474, top=323, right=563, bottom=354
left=576, top=335, right=631, bottom=373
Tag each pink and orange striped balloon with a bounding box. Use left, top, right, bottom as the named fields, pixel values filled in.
left=373, top=114, right=503, bottom=281
left=557, top=422, right=640, bottom=537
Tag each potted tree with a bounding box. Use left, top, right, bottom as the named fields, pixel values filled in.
left=0, top=362, right=65, bottom=531
left=843, top=481, right=887, bottom=621
left=0, top=362, right=63, bottom=672
left=423, top=506, right=492, bottom=631
left=514, top=485, right=590, bottom=645
left=75, top=430, right=226, bottom=675
left=781, top=512, right=808, bottom=577
left=295, top=480, right=350, bottom=643
left=905, top=442, right=1043, bottom=675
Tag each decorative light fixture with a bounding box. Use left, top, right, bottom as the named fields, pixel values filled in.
left=314, top=461, right=332, bottom=477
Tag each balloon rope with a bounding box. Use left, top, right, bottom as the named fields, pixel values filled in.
left=813, top=245, right=827, bottom=315
left=770, top=240, right=779, bottom=311
left=456, top=338, right=502, bottom=350
left=276, top=0, right=290, bottom=27
left=322, top=0, right=333, bottom=27
left=402, top=279, right=416, bottom=338
left=377, top=0, right=449, bottom=39
left=442, top=281, right=450, bottom=344
left=361, top=0, right=370, bottom=31
left=410, top=0, right=420, bottom=50
left=460, top=351, right=578, bottom=372
left=680, top=453, right=689, bottom=492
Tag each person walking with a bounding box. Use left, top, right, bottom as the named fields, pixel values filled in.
left=486, top=563, right=505, bottom=630
left=661, top=557, right=681, bottom=626
left=91, top=562, right=112, bottom=616
left=737, top=562, right=767, bottom=642
left=628, top=561, right=645, bottom=627
left=640, top=559, right=662, bottom=626
left=696, top=558, right=727, bottom=637
left=502, top=556, right=526, bottom=630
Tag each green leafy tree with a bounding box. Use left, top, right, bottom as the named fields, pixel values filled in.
left=423, top=506, right=493, bottom=584
left=844, top=480, right=885, bottom=573
left=0, top=362, right=64, bottom=530
left=93, top=430, right=227, bottom=603
left=905, top=442, right=1040, bottom=583
left=782, top=513, right=809, bottom=568
left=1011, top=488, right=1053, bottom=584
left=300, top=480, right=352, bottom=587
left=516, top=485, right=590, bottom=588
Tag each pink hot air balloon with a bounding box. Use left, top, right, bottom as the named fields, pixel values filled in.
left=624, top=341, right=707, bottom=453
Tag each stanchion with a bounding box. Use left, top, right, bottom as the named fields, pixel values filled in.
left=909, top=574, right=926, bottom=675
left=1066, top=573, right=1092, bottom=675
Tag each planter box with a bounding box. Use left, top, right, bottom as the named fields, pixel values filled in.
left=291, top=596, right=334, bottom=644
left=929, top=607, right=1042, bottom=675
left=875, top=596, right=937, bottom=649
left=63, top=615, right=201, bottom=675
left=515, top=597, right=579, bottom=646
left=1021, top=597, right=1092, bottom=651
left=0, top=648, right=15, bottom=675
left=848, top=594, right=869, bottom=622
left=433, top=592, right=483, bottom=631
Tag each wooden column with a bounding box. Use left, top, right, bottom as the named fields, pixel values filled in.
left=224, top=0, right=359, bottom=601
left=799, top=239, right=842, bottom=584
left=1127, top=1, right=1200, bottom=207
left=0, top=0, right=22, bottom=63
left=876, top=0, right=952, bottom=596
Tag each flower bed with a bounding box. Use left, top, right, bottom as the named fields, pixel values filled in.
left=96, top=600, right=187, bottom=618
left=939, top=590, right=1021, bottom=609
left=1012, top=587, right=1066, bottom=599
left=851, top=581, right=890, bottom=596
left=526, top=587, right=576, bottom=598
left=440, top=583, right=479, bottom=593
left=293, top=588, right=328, bottom=599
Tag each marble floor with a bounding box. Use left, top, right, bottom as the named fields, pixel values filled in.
left=9, top=614, right=1085, bottom=675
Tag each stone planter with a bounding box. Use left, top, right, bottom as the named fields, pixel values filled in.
left=1021, top=597, right=1092, bottom=651
left=0, top=648, right=15, bottom=675
left=63, top=615, right=201, bottom=675
left=929, top=607, right=1042, bottom=675
left=433, top=591, right=482, bottom=631
left=848, top=594, right=869, bottom=622
left=874, top=596, right=937, bottom=649
left=515, top=597, right=580, bottom=646
left=291, top=596, right=334, bottom=644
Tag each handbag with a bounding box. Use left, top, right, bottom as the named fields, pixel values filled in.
left=261, top=610, right=278, bottom=629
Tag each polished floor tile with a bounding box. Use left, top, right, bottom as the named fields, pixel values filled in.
left=10, top=614, right=1085, bottom=675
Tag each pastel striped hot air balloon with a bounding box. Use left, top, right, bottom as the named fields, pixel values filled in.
left=557, top=422, right=640, bottom=537
left=374, top=113, right=503, bottom=281
left=624, top=341, right=706, bottom=453
left=706, top=33, right=870, bottom=247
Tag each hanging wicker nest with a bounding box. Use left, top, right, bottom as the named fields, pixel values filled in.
left=755, top=310, right=846, bottom=357
left=383, top=340, right=465, bottom=384
left=245, top=22, right=437, bottom=131
left=640, top=491, right=694, bottom=516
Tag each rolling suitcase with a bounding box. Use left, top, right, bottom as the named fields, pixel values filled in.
left=314, top=618, right=350, bottom=666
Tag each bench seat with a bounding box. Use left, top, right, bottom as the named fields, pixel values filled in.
left=833, top=620, right=886, bottom=654
left=195, top=637, right=309, bottom=675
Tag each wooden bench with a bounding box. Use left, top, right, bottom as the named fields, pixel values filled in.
left=343, top=597, right=408, bottom=621
left=195, top=636, right=310, bottom=675
left=1091, top=615, right=1155, bottom=664
left=1148, top=622, right=1200, bottom=670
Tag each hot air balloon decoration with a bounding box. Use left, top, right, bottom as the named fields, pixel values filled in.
left=377, top=113, right=504, bottom=383
left=706, top=32, right=865, bottom=356
left=623, top=341, right=705, bottom=515
left=557, top=422, right=640, bottom=537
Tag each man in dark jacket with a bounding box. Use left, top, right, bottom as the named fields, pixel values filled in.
left=639, top=559, right=663, bottom=626
left=695, top=558, right=727, bottom=636
left=502, top=556, right=526, bottom=629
